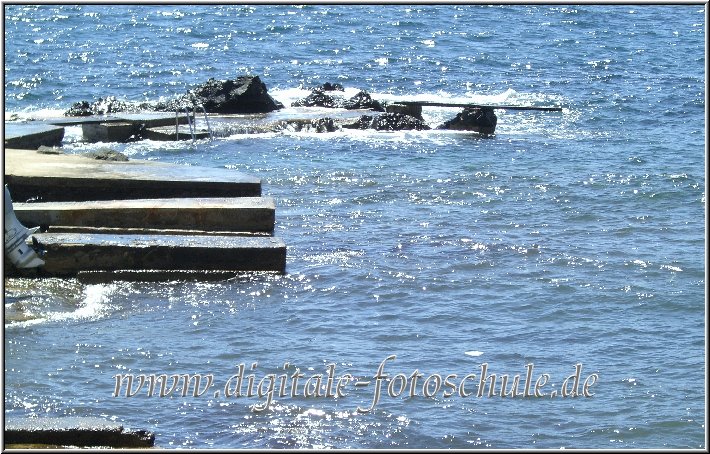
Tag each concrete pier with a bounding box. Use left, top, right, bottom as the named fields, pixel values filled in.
left=14, top=196, right=276, bottom=233
left=4, top=416, right=155, bottom=448
left=4, top=148, right=261, bottom=202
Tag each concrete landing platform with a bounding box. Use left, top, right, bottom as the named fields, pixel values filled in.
left=4, top=416, right=155, bottom=448
left=144, top=125, right=212, bottom=141
left=4, top=123, right=65, bottom=149
left=14, top=197, right=276, bottom=233
left=38, top=112, right=186, bottom=128
left=7, top=232, right=286, bottom=277
left=4, top=148, right=261, bottom=202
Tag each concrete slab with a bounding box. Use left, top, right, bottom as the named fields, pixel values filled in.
left=6, top=232, right=286, bottom=277
left=4, top=148, right=262, bottom=202
left=144, top=125, right=212, bottom=141
left=14, top=196, right=276, bottom=233
left=4, top=123, right=65, bottom=149
left=41, top=112, right=187, bottom=127
left=82, top=121, right=138, bottom=143
left=114, top=112, right=187, bottom=128
left=4, top=416, right=155, bottom=448
left=40, top=114, right=123, bottom=126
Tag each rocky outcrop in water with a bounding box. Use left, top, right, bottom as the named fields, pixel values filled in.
left=342, top=91, right=385, bottom=111
left=65, top=97, right=132, bottom=117
left=281, top=118, right=338, bottom=133
left=291, top=89, right=386, bottom=112
left=64, top=76, right=283, bottom=116
left=317, top=82, right=344, bottom=91
left=342, top=113, right=430, bottom=131
left=183, top=76, right=284, bottom=114
left=438, top=107, right=497, bottom=134
left=291, top=90, right=340, bottom=108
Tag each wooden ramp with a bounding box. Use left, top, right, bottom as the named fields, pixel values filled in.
left=4, top=148, right=261, bottom=202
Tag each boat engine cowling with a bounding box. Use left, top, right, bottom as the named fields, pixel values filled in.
left=4, top=185, right=45, bottom=269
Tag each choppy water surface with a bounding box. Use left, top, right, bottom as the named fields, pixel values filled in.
left=3, top=5, right=706, bottom=449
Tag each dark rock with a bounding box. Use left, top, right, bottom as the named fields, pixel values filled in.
left=342, top=113, right=430, bottom=131
left=280, top=118, right=337, bottom=133
left=342, top=91, right=385, bottom=112
left=291, top=90, right=342, bottom=108
left=64, top=101, right=94, bottom=117
left=37, top=146, right=64, bottom=155
left=83, top=148, right=129, bottom=162
left=438, top=107, right=497, bottom=134
left=318, top=82, right=344, bottom=91
left=306, top=118, right=337, bottom=133
left=64, top=97, right=131, bottom=117
left=186, top=76, right=284, bottom=114
left=385, top=103, right=424, bottom=121
left=64, top=76, right=283, bottom=116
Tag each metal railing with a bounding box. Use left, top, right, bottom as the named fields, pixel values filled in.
left=175, top=104, right=214, bottom=143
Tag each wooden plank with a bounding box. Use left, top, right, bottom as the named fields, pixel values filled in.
left=14, top=197, right=276, bottom=233
left=6, top=233, right=286, bottom=276
left=396, top=101, right=563, bottom=112
left=4, top=148, right=261, bottom=202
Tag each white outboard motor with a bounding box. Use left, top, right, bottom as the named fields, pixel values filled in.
left=4, top=185, right=45, bottom=268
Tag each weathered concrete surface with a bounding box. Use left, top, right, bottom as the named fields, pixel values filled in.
left=4, top=148, right=261, bottom=202
left=143, top=125, right=211, bottom=141
left=82, top=121, right=138, bottom=143
left=40, top=112, right=186, bottom=128
left=14, top=196, right=276, bottom=233
left=6, top=232, right=286, bottom=277
left=4, top=123, right=65, bottom=149
left=4, top=416, right=155, bottom=448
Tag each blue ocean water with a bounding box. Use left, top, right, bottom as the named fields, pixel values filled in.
left=3, top=4, right=706, bottom=449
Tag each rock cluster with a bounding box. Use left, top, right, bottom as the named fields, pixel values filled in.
left=437, top=107, right=497, bottom=134
left=342, top=113, right=430, bottom=131
left=291, top=89, right=385, bottom=112
left=64, top=76, right=283, bottom=116
left=62, top=76, right=497, bottom=134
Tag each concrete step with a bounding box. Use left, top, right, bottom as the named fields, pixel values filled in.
left=144, top=125, right=211, bottom=141
left=14, top=197, right=276, bottom=233
left=4, top=148, right=261, bottom=202
left=4, top=123, right=65, bottom=149
left=6, top=232, right=286, bottom=277
left=4, top=416, right=154, bottom=448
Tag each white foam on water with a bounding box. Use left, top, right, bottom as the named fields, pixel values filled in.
left=6, top=284, right=119, bottom=329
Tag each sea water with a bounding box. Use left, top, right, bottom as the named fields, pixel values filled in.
left=3, top=4, right=706, bottom=449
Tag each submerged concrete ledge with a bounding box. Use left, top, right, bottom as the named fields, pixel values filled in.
left=4, top=416, right=155, bottom=448
left=14, top=196, right=276, bottom=233
left=4, top=148, right=261, bottom=202
left=6, top=233, right=287, bottom=277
